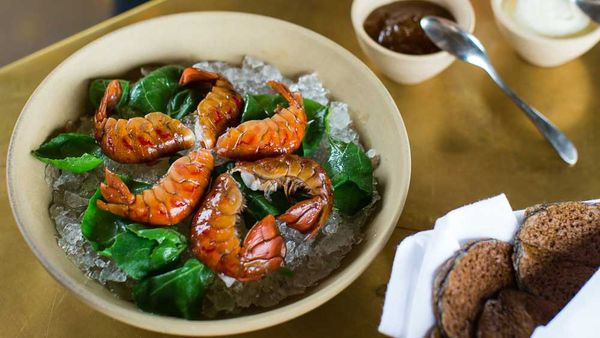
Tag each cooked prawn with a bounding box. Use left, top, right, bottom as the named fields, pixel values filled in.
left=94, top=80, right=195, bottom=163
left=96, top=149, right=214, bottom=226
left=179, top=67, right=243, bottom=148
left=215, top=81, right=306, bottom=160
left=191, top=173, right=286, bottom=282
left=232, top=154, right=333, bottom=239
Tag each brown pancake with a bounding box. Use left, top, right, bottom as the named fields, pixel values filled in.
left=476, top=289, right=559, bottom=338
left=514, top=202, right=600, bottom=307
left=434, top=240, right=515, bottom=338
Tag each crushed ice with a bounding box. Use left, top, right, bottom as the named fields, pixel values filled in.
left=48, top=166, right=128, bottom=284
left=46, top=56, right=379, bottom=316
left=328, top=102, right=360, bottom=145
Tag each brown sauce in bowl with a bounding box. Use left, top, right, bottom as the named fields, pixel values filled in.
left=363, top=0, right=455, bottom=55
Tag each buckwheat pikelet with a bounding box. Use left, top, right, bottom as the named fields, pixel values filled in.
left=433, top=240, right=515, bottom=338
left=514, top=202, right=600, bottom=308
left=476, top=289, right=558, bottom=338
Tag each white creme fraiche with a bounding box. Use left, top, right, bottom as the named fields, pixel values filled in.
left=512, top=0, right=590, bottom=37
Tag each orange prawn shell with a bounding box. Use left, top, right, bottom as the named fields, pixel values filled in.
left=192, top=174, right=245, bottom=276
left=190, top=173, right=286, bottom=282
left=215, top=81, right=307, bottom=160
left=94, top=80, right=195, bottom=164
left=96, top=149, right=214, bottom=226
left=179, top=67, right=243, bottom=148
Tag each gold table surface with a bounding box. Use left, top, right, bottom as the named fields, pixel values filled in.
left=1, top=0, right=599, bottom=337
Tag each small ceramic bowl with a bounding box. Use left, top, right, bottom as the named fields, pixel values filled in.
left=491, top=0, right=600, bottom=67
left=351, top=0, right=476, bottom=85
left=7, top=12, right=411, bottom=336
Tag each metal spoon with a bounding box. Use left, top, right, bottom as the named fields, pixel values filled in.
left=574, top=0, right=600, bottom=23
left=420, top=16, right=578, bottom=165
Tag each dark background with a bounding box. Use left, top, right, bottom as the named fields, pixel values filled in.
left=0, top=0, right=148, bottom=66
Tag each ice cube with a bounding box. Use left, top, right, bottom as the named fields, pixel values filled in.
left=99, top=261, right=128, bottom=283
left=290, top=73, right=329, bottom=105
left=64, top=191, right=89, bottom=209
left=52, top=170, right=83, bottom=191
left=80, top=171, right=101, bottom=196
left=45, top=165, right=60, bottom=186
left=104, top=158, right=169, bottom=185
left=366, top=148, right=380, bottom=168
left=328, top=101, right=359, bottom=144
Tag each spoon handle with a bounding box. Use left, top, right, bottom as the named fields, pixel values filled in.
left=487, top=70, right=578, bottom=165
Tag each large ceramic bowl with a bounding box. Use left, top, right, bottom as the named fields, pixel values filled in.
left=7, top=12, right=411, bottom=336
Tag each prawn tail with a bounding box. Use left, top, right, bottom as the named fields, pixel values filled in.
left=266, top=80, right=303, bottom=109
left=179, top=67, right=220, bottom=86
left=239, top=214, right=286, bottom=281
left=95, top=200, right=130, bottom=219
left=95, top=80, right=122, bottom=131
left=100, top=168, right=135, bottom=205
left=277, top=197, right=324, bottom=239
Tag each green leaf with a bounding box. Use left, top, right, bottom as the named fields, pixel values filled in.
left=302, top=100, right=328, bottom=157
left=32, top=133, right=104, bottom=173
left=330, top=181, right=372, bottom=215
left=240, top=94, right=327, bottom=157
left=213, top=164, right=292, bottom=226
left=166, top=88, right=201, bottom=120
left=324, top=138, right=374, bottom=215
left=128, top=224, right=187, bottom=268
left=278, top=267, right=294, bottom=277
left=231, top=172, right=290, bottom=226
left=81, top=178, right=151, bottom=251
left=100, top=224, right=187, bottom=280
left=129, top=65, right=184, bottom=115
left=133, top=258, right=214, bottom=319
left=88, top=79, right=130, bottom=112
left=241, top=94, right=288, bottom=122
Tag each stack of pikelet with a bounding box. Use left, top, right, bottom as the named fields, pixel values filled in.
left=429, top=202, right=600, bottom=338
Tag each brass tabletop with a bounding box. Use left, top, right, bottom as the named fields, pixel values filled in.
left=1, top=0, right=599, bottom=337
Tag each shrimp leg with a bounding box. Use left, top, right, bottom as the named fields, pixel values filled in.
left=233, top=155, right=333, bottom=239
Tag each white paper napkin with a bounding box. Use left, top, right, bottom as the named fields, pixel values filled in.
left=379, top=194, right=520, bottom=338
left=379, top=230, right=433, bottom=337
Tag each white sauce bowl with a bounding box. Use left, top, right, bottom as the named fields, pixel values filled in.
left=491, top=0, right=600, bottom=67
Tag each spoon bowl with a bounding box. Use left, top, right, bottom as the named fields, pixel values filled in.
left=420, top=16, right=490, bottom=71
